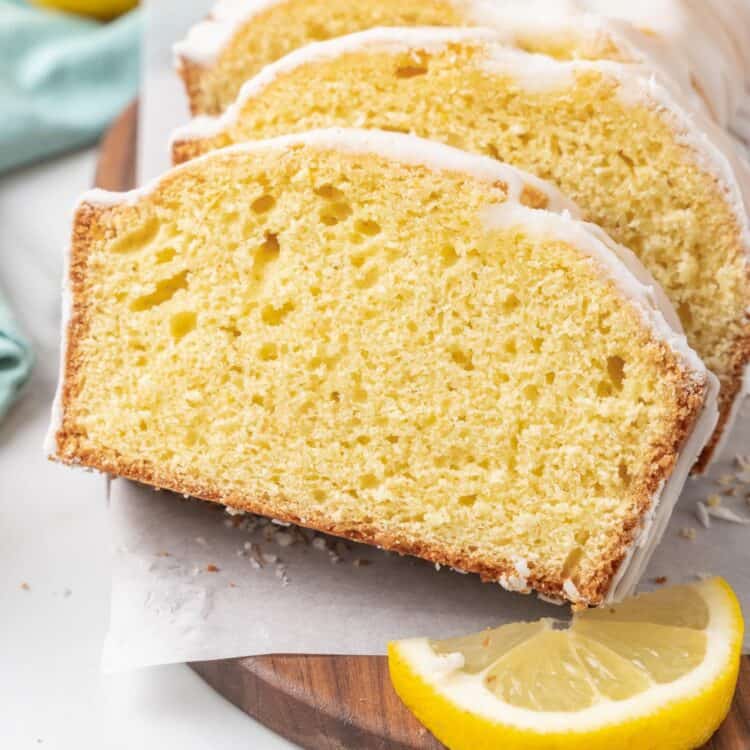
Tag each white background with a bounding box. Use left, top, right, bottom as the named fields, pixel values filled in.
left=0, top=0, right=293, bottom=747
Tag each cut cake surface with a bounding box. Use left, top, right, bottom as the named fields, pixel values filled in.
left=171, top=29, right=750, bottom=469
left=48, top=129, right=717, bottom=606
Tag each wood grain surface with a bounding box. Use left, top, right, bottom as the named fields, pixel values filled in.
left=97, top=101, right=749, bottom=750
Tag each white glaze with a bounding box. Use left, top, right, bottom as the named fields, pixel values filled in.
left=91, top=127, right=580, bottom=213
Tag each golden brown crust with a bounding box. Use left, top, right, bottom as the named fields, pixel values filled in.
left=172, top=133, right=226, bottom=165
left=50, top=196, right=710, bottom=608
left=177, top=57, right=217, bottom=118
left=696, top=327, right=750, bottom=471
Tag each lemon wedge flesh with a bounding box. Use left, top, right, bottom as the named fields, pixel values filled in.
left=388, top=578, right=743, bottom=750
left=31, top=0, right=137, bottom=20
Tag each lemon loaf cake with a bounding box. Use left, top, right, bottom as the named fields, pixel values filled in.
left=47, top=129, right=718, bottom=606
left=173, top=0, right=750, bottom=140
left=171, top=29, right=750, bottom=468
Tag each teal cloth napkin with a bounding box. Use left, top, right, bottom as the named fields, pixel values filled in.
left=0, top=293, right=34, bottom=421
left=0, top=1, right=141, bottom=420
left=0, top=1, right=142, bottom=173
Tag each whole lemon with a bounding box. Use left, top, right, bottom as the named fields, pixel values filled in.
left=31, top=0, right=138, bottom=20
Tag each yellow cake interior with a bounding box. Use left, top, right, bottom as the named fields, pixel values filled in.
left=176, top=40, right=749, bottom=463
left=183, top=0, right=630, bottom=115
left=58, top=145, right=699, bottom=602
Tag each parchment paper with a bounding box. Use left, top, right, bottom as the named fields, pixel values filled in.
left=102, top=0, right=750, bottom=671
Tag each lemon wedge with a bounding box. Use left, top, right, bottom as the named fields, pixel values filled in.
left=31, top=0, right=137, bottom=20
left=388, top=578, right=743, bottom=750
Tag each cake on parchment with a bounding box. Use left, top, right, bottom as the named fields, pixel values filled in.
left=47, top=129, right=717, bottom=606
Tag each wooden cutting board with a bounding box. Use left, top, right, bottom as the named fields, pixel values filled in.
left=96, top=101, right=749, bottom=750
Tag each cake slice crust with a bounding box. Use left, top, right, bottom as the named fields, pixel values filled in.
left=50, top=131, right=714, bottom=606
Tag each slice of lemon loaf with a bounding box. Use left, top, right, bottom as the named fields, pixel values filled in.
left=173, top=0, right=750, bottom=138
left=48, top=129, right=717, bottom=606
left=171, top=29, right=750, bottom=468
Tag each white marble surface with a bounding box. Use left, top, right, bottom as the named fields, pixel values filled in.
left=0, top=151, right=294, bottom=748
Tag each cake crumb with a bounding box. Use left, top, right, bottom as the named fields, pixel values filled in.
left=20, top=582, right=30, bottom=591
left=274, top=531, right=294, bottom=547
left=706, top=494, right=722, bottom=508
left=654, top=576, right=668, bottom=585
left=156, top=551, right=171, bottom=557
left=225, top=506, right=245, bottom=516
left=206, top=564, right=220, bottom=573
left=262, top=552, right=278, bottom=564
left=718, top=474, right=735, bottom=487
left=679, top=527, right=697, bottom=541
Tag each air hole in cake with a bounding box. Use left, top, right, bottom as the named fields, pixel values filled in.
left=562, top=546, right=584, bottom=578
left=523, top=384, right=540, bottom=402
left=449, top=347, right=474, bottom=371
left=597, top=380, right=614, bottom=398
left=618, top=461, right=631, bottom=486
left=616, top=151, right=636, bottom=172
left=504, top=339, right=517, bottom=355
left=155, top=247, right=176, bottom=264
left=356, top=435, right=370, bottom=445
left=380, top=125, right=410, bottom=135
left=440, top=245, right=459, bottom=267
left=352, top=386, right=368, bottom=402
left=532, top=338, right=544, bottom=353
left=251, top=233, right=280, bottom=283
left=678, top=301, right=693, bottom=328
left=138, top=419, right=147, bottom=431
left=354, top=266, right=380, bottom=289
left=170, top=311, right=197, bottom=341
left=360, top=473, right=379, bottom=490
left=320, top=201, right=352, bottom=226
left=330, top=390, right=340, bottom=402
left=109, top=216, right=159, bottom=254
left=503, top=293, right=521, bottom=313
left=131, top=270, right=189, bottom=311
left=354, top=219, right=381, bottom=237
left=545, top=372, right=556, bottom=385
left=251, top=194, right=276, bottom=214
left=258, top=342, right=278, bottom=361
left=261, top=300, right=295, bottom=325
left=251, top=394, right=264, bottom=407
left=386, top=435, right=399, bottom=444
left=305, top=22, right=327, bottom=41
left=314, top=184, right=345, bottom=201
left=459, top=494, right=477, bottom=507
left=607, top=356, right=626, bottom=390
left=394, top=63, right=429, bottom=79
